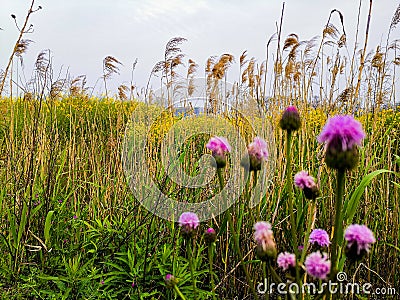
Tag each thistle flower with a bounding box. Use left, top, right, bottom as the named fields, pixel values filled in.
left=305, top=251, right=331, bottom=280
left=317, top=115, right=365, bottom=170
left=253, top=221, right=272, bottom=233
left=344, top=224, right=376, bottom=261
left=253, top=221, right=277, bottom=260
left=165, top=274, right=178, bottom=288
left=241, top=137, right=268, bottom=171
left=279, top=106, right=301, bottom=132
left=206, top=136, right=231, bottom=168
left=309, top=229, right=330, bottom=247
left=204, top=227, right=217, bottom=244
left=294, top=171, right=315, bottom=189
left=294, top=170, right=320, bottom=199
left=178, top=212, right=199, bottom=238
left=277, top=252, right=296, bottom=271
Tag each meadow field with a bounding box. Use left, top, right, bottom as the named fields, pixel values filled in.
left=0, top=2, right=400, bottom=300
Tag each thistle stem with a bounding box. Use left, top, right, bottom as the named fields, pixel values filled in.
left=254, top=170, right=260, bottom=218
left=188, top=241, right=197, bottom=299
left=268, top=263, right=283, bottom=283
left=263, top=262, right=269, bottom=300
left=330, top=169, right=346, bottom=278
left=208, top=242, right=217, bottom=300
left=286, top=131, right=300, bottom=285
left=174, top=285, right=187, bottom=300
left=217, top=168, right=259, bottom=300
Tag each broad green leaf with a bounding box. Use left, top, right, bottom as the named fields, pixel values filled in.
left=344, top=169, right=394, bottom=223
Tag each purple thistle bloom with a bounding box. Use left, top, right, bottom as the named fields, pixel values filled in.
left=100, top=280, right=104, bottom=285
left=305, top=251, right=331, bottom=280
left=253, top=222, right=276, bottom=260
left=73, top=215, right=77, bottom=219
left=245, top=137, right=269, bottom=171
left=131, top=281, right=135, bottom=288
left=345, top=224, right=376, bottom=255
left=309, top=229, right=330, bottom=247
left=178, top=212, right=199, bottom=229
left=318, top=115, right=365, bottom=170
left=253, top=221, right=272, bottom=236
left=294, top=171, right=320, bottom=199
left=277, top=252, right=296, bottom=270
left=206, top=136, right=231, bottom=168
left=248, top=137, right=268, bottom=160
left=318, top=115, right=365, bottom=151
left=179, top=212, right=199, bottom=237
left=206, top=136, right=231, bottom=156
left=294, top=171, right=316, bottom=189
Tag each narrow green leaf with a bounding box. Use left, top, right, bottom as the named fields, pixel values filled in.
left=17, top=202, right=28, bottom=246
left=44, top=210, right=54, bottom=247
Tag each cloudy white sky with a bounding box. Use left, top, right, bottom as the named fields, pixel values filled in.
left=0, top=0, right=399, bottom=95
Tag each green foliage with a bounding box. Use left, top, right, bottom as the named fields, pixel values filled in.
left=0, top=96, right=398, bottom=299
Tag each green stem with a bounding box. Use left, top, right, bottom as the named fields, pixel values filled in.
left=188, top=241, right=197, bottom=299
left=254, top=170, right=260, bottom=218
left=268, top=263, right=283, bottom=283
left=174, top=285, right=187, bottom=300
left=217, top=168, right=259, bottom=300
left=208, top=243, right=217, bottom=300
left=286, top=131, right=300, bottom=285
left=263, top=262, right=269, bottom=300
left=330, top=169, right=346, bottom=278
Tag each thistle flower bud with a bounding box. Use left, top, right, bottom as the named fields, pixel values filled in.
left=241, top=137, right=268, bottom=171
left=303, top=185, right=321, bottom=200
left=256, top=242, right=277, bottom=261
left=206, top=136, right=231, bottom=168
left=204, top=227, right=217, bottom=244
left=279, top=106, right=301, bottom=132
left=254, top=221, right=277, bottom=261
left=165, top=274, right=178, bottom=288
left=294, top=171, right=320, bottom=200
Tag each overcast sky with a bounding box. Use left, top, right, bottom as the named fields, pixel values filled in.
left=1, top=0, right=399, bottom=96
